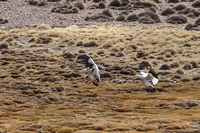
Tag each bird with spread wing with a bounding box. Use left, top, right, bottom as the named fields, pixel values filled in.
left=135, top=61, right=159, bottom=89
left=80, top=54, right=100, bottom=86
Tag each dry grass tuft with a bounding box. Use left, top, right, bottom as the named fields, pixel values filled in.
left=78, top=49, right=86, bottom=53
left=96, top=49, right=105, bottom=55
left=25, top=69, right=37, bottom=75
left=19, top=66, right=27, bottom=72
left=55, top=127, right=74, bottom=133
left=84, top=40, right=98, bottom=47
left=103, top=41, right=113, bottom=49
left=74, top=0, right=85, bottom=10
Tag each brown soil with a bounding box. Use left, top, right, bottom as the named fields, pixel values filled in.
left=0, top=0, right=200, bottom=133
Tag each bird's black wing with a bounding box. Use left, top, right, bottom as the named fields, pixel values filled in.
left=82, top=54, right=93, bottom=68
left=149, top=67, right=158, bottom=79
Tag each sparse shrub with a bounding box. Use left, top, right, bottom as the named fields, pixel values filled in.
left=148, top=7, right=157, bottom=13
left=97, top=49, right=105, bottom=55
left=193, top=76, right=200, bottom=81
left=84, top=40, right=98, bottom=47
left=136, top=51, right=149, bottom=58
left=178, top=8, right=191, bottom=15
left=102, top=9, right=113, bottom=17
left=134, top=1, right=158, bottom=8
left=76, top=40, right=84, bottom=46
left=56, top=127, right=74, bottom=133
left=0, top=42, right=8, bottom=49
left=195, top=17, right=200, bottom=25
left=36, top=37, right=52, bottom=44
left=25, top=69, right=37, bottom=75
left=72, top=7, right=79, bottom=13
left=138, top=11, right=161, bottom=24
left=19, top=66, right=27, bottom=72
left=185, top=23, right=193, bottom=30
left=116, top=52, right=124, bottom=57
left=159, top=64, right=170, bottom=70
left=78, top=49, right=86, bottom=53
left=192, top=0, right=200, bottom=8
left=170, top=62, right=179, bottom=68
left=74, top=0, right=85, bottom=10
left=165, top=51, right=172, bottom=58
left=30, top=43, right=37, bottom=47
left=48, top=0, right=61, bottom=2
left=111, top=47, right=118, bottom=52
left=190, top=61, right=198, bottom=68
left=167, top=15, right=187, bottom=24
left=116, top=16, right=126, bottom=21
left=127, top=14, right=138, bottom=21
left=168, top=0, right=179, bottom=3
left=161, top=8, right=175, bottom=16
left=121, top=0, right=130, bottom=6
left=174, top=4, right=186, bottom=11
left=109, top=0, right=121, bottom=7
left=99, top=2, right=106, bottom=8
left=103, top=42, right=112, bottom=49
left=183, top=63, right=192, bottom=70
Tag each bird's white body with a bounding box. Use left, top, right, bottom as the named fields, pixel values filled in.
left=135, top=70, right=158, bottom=88
left=80, top=55, right=100, bottom=86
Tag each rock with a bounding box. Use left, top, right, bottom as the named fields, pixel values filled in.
left=0, top=43, right=8, bottom=49
left=159, top=64, right=170, bottom=70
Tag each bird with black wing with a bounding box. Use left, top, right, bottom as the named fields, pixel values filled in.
left=80, top=54, right=100, bottom=86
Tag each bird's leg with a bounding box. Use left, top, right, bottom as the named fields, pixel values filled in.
left=84, top=79, right=92, bottom=84
left=140, top=87, right=148, bottom=91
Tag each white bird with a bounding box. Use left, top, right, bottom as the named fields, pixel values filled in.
left=135, top=70, right=159, bottom=88
left=80, top=54, right=100, bottom=86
